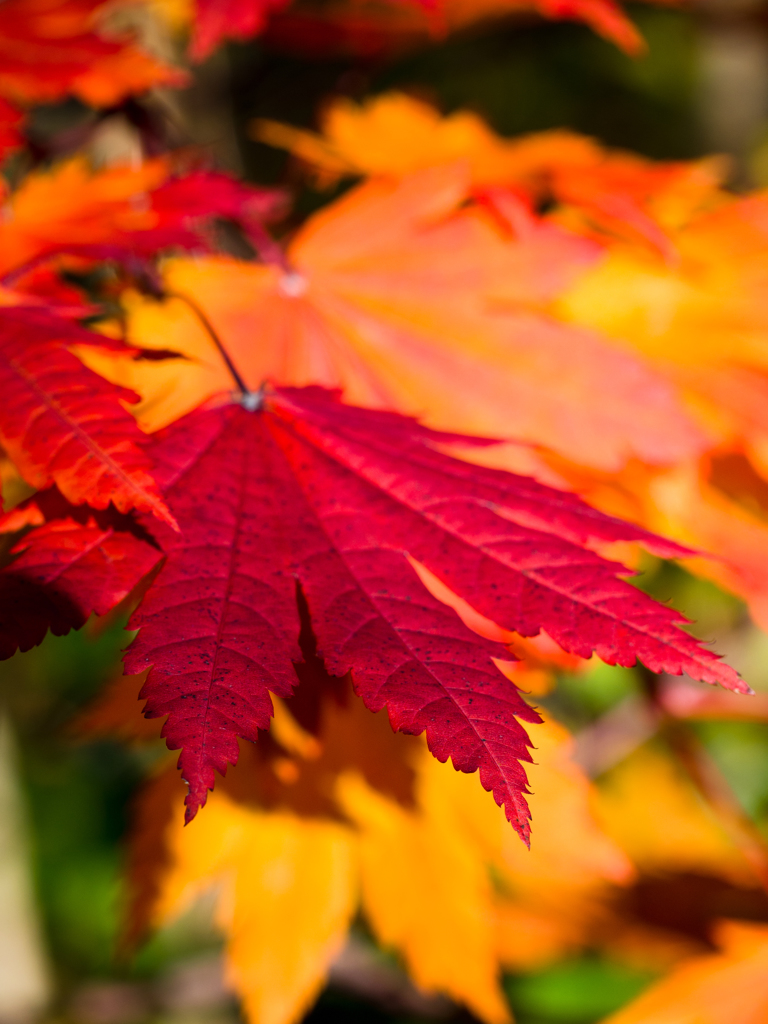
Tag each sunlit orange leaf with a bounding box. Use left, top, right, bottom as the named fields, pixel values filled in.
left=0, top=156, right=282, bottom=280
left=0, top=0, right=184, bottom=106
left=81, top=165, right=705, bottom=473
left=286, top=98, right=768, bottom=625
left=255, top=92, right=722, bottom=256
left=0, top=158, right=168, bottom=277
left=602, top=920, right=768, bottom=1024
left=90, top=670, right=417, bottom=949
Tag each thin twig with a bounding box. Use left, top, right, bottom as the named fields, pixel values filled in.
left=663, top=718, right=768, bottom=895
left=640, top=666, right=768, bottom=895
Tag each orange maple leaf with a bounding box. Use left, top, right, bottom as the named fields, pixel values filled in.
left=255, top=93, right=768, bottom=632
left=80, top=163, right=706, bottom=475
left=602, top=920, right=768, bottom=1024
left=254, top=91, right=725, bottom=259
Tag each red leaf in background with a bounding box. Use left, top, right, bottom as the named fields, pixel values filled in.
left=264, top=0, right=649, bottom=58
left=149, top=170, right=287, bottom=237
left=0, top=0, right=184, bottom=106
left=190, top=0, right=292, bottom=61
left=0, top=96, right=23, bottom=155
left=537, top=0, right=644, bottom=53
left=0, top=514, right=161, bottom=658
left=125, top=387, right=743, bottom=843
left=0, top=308, right=174, bottom=526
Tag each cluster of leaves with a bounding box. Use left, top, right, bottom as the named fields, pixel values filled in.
left=5, top=2, right=768, bottom=1024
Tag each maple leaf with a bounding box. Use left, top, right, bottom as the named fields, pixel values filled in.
left=601, top=920, right=768, bottom=1024
left=0, top=96, right=23, bottom=155
left=82, top=654, right=420, bottom=951
left=190, top=0, right=292, bottom=60
left=337, top=717, right=632, bottom=1021
left=0, top=509, right=161, bottom=658
left=0, top=156, right=284, bottom=280
left=158, top=793, right=358, bottom=1024
left=263, top=0, right=675, bottom=60
left=103, top=681, right=420, bottom=955
left=0, top=0, right=184, bottom=106
left=80, top=164, right=706, bottom=472
left=118, top=385, right=743, bottom=844
left=110, top=686, right=632, bottom=1024
left=183, top=0, right=646, bottom=59
left=0, top=307, right=174, bottom=525
left=255, top=91, right=723, bottom=258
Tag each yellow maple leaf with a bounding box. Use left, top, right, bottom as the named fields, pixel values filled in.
left=155, top=795, right=358, bottom=1024
left=593, top=744, right=754, bottom=886
left=337, top=717, right=633, bottom=1012
left=337, top=769, right=511, bottom=1024
left=137, top=699, right=633, bottom=1024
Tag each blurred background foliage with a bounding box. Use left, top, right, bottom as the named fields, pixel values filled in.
left=6, top=2, right=768, bottom=1023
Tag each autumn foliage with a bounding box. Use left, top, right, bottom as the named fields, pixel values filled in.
left=4, top=2, right=768, bottom=1024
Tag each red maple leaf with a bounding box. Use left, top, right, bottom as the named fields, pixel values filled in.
left=0, top=308, right=174, bottom=525
left=0, top=96, right=23, bottom=155
left=122, top=386, right=744, bottom=844
left=0, top=0, right=184, bottom=106
left=190, top=0, right=292, bottom=61
left=0, top=505, right=161, bottom=658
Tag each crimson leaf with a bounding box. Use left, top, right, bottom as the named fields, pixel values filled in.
left=123, top=387, right=742, bottom=843
left=0, top=308, right=174, bottom=526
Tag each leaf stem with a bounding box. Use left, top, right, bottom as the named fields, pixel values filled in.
left=164, top=290, right=251, bottom=396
